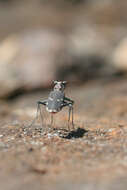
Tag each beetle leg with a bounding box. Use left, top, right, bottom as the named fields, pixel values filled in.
left=62, top=102, right=74, bottom=131
left=28, top=102, right=40, bottom=128
left=37, top=101, right=47, bottom=127
left=68, top=104, right=75, bottom=130
left=51, top=114, right=54, bottom=128
left=64, top=97, right=74, bottom=105
left=68, top=105, right=71, bottom=131
left=28, top=100, right=47, bottom=128
left=71, top=105, right=74, bottom=129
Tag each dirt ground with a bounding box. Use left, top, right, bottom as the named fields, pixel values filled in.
left=1, top=78, right=127, bottom=190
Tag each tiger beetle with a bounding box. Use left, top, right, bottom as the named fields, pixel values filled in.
left=29, top=81, right=74, bottom=131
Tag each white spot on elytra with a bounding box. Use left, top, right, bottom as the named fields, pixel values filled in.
left=46, top=107, right=57, bottom=113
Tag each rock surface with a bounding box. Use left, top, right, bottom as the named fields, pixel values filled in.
left=0, top=79, right=127, bottom=190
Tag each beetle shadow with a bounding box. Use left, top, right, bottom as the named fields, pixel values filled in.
left=62, top=127, right=88, bottom=139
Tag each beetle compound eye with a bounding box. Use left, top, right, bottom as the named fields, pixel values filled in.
left=62, top=81, right=67, bottom=85
left=53, top=80, right=58, bottom=84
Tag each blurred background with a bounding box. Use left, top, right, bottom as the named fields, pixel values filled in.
left=0, top=0, right=127, bottom=98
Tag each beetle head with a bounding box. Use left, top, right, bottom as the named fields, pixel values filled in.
left=53, top=81, right=67, bottom=91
